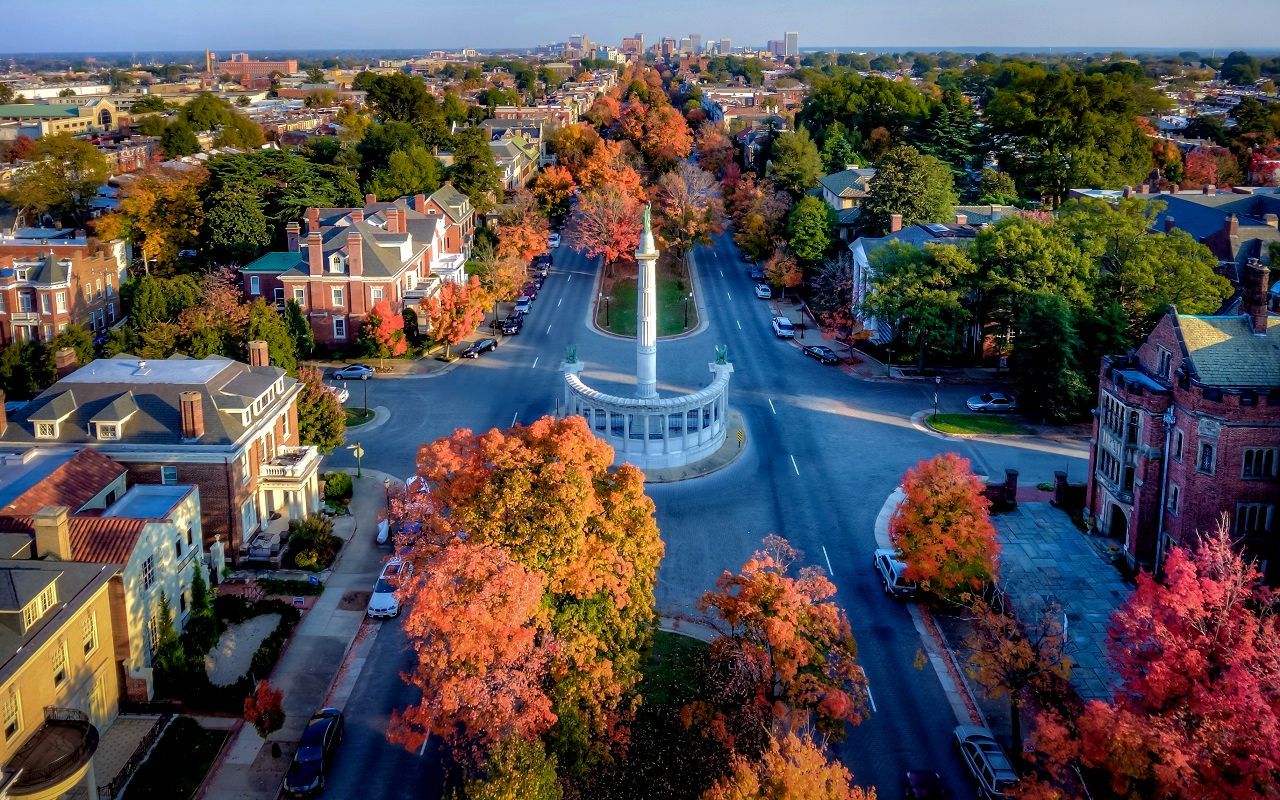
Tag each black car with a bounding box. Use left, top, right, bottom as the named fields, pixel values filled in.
left=461, top=338, right=499, bottom=358
left=284, top=708, right=344, bottom=796
left=498, top=316, right=523, bottom=335
left=905, top=770, right=948, bottom=800
left=748, top=266, right=766, bottom=281
left=802, top=345, right=840, bottom=364
left=521, top=283, right=539, bottom=300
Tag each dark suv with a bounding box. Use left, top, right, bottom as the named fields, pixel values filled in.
left=498, top=315, right=523, bottom=335
left=284, top=708, right=344, bottom=795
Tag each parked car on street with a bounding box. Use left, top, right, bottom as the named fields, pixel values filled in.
left=873, top=548, right=918, bottom=597
left=284, top=708, right=345, bottom=796
left=771, top=316, right=795, bottom=338
left=498, top=316, right=523, bottom=335
left=802, top=345, right=840, bottom=364
left=521, top=282, right=539, bottom=300
left=367, top=558, right=413, bottom=619
left=548, top=232, right=561, bottom=249
left=905, top=770, right=948, bottom=800
left=514, top=296, right=532, bottom=314
left=332, top=364, right=374, bottom=381
left=327, top=384, right=350, bottom=404
left=966, top=392, right=1018, bottom=413
left=461, top=337, right=499, bottom=358
left=954, top=725, right=1018, bottom=799
left=754, top=282, right=772, bottom=299
left=749, top=265, right=766, bottom=281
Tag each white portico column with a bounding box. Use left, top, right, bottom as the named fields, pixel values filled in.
left=635, top=206, right=659, bottom=400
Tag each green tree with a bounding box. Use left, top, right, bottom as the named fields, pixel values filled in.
left=1013, top=292, right=1092, bottom=423
left=0, top=341, right=54, bottom=400
left=135, top=114, right=168, bottom=137
left=284, top=300, right=315, bottom=359
left=126, top=274, right=171, bottom=329
left=0, top=84, right=12, bottom=104
left=130, top=95, right=168, bottom=113
left=47, top=324, right=95, bottom=368
left=461, top=735, right=561, bottom=800
left=204, top=184, right=271, bottom=263
left=180, top=92, right=232, bottom=130
left=160, top=120, right=200, bottom=158
left=213, top=115, right=265, bottom=149
left=916, top=88, right=980, bottom=177
left=977, top=169, right=1019, bottom=205
left=1220, top=51, right=1262, bottom=85
left=356, top=121, right=422, bottom=189
left=859, top=145, right=958, bottom=235
left=862, top=242, right=976, bottom=367
left=767, top=128, right=823, bottom=196
left=151, top=592, right=185, bottom=677
left=448, top=128, right=503, bottom=213
left=368, top=145, right=442, bottom=199
left=786, top=195, right=836, bottom=264
left=296, top=367, right=346, bottom=454
left=11, top=133, right=110, bottom=223
left=246, top=298, right=298, bottom=375
left=184, top=566, right=218, bottom=654
left=819, top=122, right=858, bottom=174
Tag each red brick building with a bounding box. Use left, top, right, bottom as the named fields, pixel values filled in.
left=218, top=53, right=299, bottom=81
left=0, top=233, right=130, bottom=345
left=1086, top=261, right=1279, bottom=581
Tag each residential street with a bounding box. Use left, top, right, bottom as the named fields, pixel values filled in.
left=321, top=232, right=1090, bottom=798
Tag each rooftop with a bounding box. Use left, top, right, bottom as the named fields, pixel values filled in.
left=1177, top=313, right=1280, bottom=387
left=101, top=484, right=191, bottom=521
left=0, top=449, right=125, bottom=516
left=0, top=560, right=113, bottom=685
left=0, top=103, right=83, bottom=119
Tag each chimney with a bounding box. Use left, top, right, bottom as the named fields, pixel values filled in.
left=1204, top=183, right=1216, bottom=196
left=54, top=347, right=78, bottom=378
left=1225, top=213, right=1239, bottom=236
left=1140, top=184, right=1150, bottom=194
left=1164, top=215, right=1176, bottom=233
left=179, top=391, right=204, bottom=440
left=0, top=390, right=7, bottom=436
left=1122, top=185, right=1133, bottom=198
left=1171, top=183, right=1180, bottom=194
left=347, top=230, right=363, bottom=277
left=34, top=506, right=72, bottom=560
left=1265, top=213, right=1278, bottom=229
left=364, top=193, right=377, bottom=206
left=286, top=221, right=301, bottom=252
left=955, top=213, right=968, bottom=226
left=890, top=213, right=903, bottom=233
left=413, top=193, right=427, bottom=213
left=349, top=210, right=364, bottom=224
left=306, top=207, right=320, bottom=233
left=247, top=340, right=269, bottom=367
left=387, top=208, right=405, bottom=234
left=1244, top=259, right=1271, bottom=336
left=306, top=231, right=323, bottom=275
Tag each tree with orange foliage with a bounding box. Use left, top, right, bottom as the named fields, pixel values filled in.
left=696, top=124, right=736, bottom=179
left=531, top=165, right=576, bottom=221
left=358, top=298, right=408, bottom=367
left=244, top=680, right=285, bottom=739
left=567, top=186, right=643, bottom=273
left=764, top=248, right=803, bottom=298
left=699, top=535, right=868, bottom=742
left=1023, top=519, right=1280, bottom=800
left=424, top=276, right=488, bottom=358
left=702, top=730, right=876, bottom=800
left=574, top=138, right=644, bottom=200
left=889, top=453, right=999, bottom=600
left=389, top=415, right=664, bottom=774
left=619, top=100, right=650, bottom=144
left=389, top=540, right=556, bottom=759
left=548, top=123, right=602, bottom=176
left=586, top=94, right=621, bottom=127
left=94, top=165, right=207, bottom=274
left=496, top=192, right=549, bottom=262
left=641, top=104, right=694, bottom=170
left=652, top=162, right=724, bottom=270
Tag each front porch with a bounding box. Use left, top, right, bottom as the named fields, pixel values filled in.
left=242, top=446, right=321, bottom=567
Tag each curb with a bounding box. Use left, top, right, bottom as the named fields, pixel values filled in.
left=658, top=614, right=719, bottom=643
left=586, top=250, right=710, bottom=342
left=342, top=405, right=391, bottom=437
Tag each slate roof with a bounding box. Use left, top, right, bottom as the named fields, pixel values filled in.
left=856, top=223, right=978, bottom=258
left=817, top=168, right=876, bottom=198
left=0, top=560, right=114, bottom=681
left=1175, top=314, right=1280, bottom=387
left=955, top=204, right=1018, bottom=226
left=428, top=184, right=472, bottom=222
left=0, top=449, right=126, bottom=516
left=0, top=252, right=73, bottom=285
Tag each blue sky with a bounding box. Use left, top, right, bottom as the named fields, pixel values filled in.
left=9, top=0, right=1277, bottom=54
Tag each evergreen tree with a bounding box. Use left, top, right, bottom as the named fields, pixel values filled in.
left=296, top=367, right=346, bottom=454
left=204, top=184, right=271, bottom=263
left=916, top=88, right=980, bottom=177
left=184, top=566, right=218, bottom=654
left=284, top=300, right=315, bottom=359
left=859, top=145, right=958, bottom=235
left=767, top=128, right=823, bottom=196
left=47, top=324, right=94, bottom=368
left=1013, top=292, right=1092, bottom=424
left=819, top=122, right=859, bottom=174
left=246, top=298, right=298, bottom=375
left=448, top=128, right=502, bottom=213
left=786, top=196, right=836, bottom=264
left=152, top=592, right=185, bottom=677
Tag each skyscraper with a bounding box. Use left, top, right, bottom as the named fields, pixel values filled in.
left=679, top=37, right=693, bottom=53
left=690, top=34, right=702, bottom=54
left=719, top=37, right=731, bottom=55
left=785, top=31, right=799, bottom=57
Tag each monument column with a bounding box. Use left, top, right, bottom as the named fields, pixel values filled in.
left=635, top=206, right=659, bottom=399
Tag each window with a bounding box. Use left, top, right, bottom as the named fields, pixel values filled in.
left=3, top=692, right=21, bottom=741
left=186, top=526, right=194, bottom=547
left=142, top=556, right=155, bottom=590
left=1236, top=504, right=1274, bottom=536
left=333, top=317, right=347, bottom=339
left=107, top=302, right=115, bottom=323
left=250, top=275, right=261, bottom=295
left=95, top=279, right=103, bottom=299
left=1171, top=428, right=1184, bottom=461
left=82, top=612, right=98, bottom=656
left=97, top=423, right=118, bottom=440
left=21, top=584, right=56, bottom=629
left=1167, top=483, right=1180, bottom=515
left=1198, top=442, right=1216, bottom=475
left=273, top=287, right=284, bottom=304
left=328, top=254, right=344, bottom=273
left=174, top=537, right=183, bottom=560
left=371, top=286, right=384, bottom=303
left=293, top=287, right=305, bottom=304
left=281, top=413, right=290, bottom=440
left=161, top=465, right=178, bottom=485
left=179, top=589, right=188, bottom=614
left=41, top=294, right=51, bottom=314
left=18, top=293, right=32, bottom=313
left=1156, top=347, right=1172, bottom=379
left=331, top=287, right=344, bottom=307
left=1243, top=448, right=1279, bottom=480
left=55, top=292, right=66, bottom=313
left=239, top=453, right=250, bottom=484
left=0, top=295, right=5, bottom=313
left=146, top=612, right=159, bottom=658
left=51, top=640, right=68, bottom=688
left=35, top=422, right=56, bottom=439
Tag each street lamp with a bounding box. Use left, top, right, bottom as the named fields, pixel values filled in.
left=886, top=345, right=893, bottom=378
left=683, top=292, right=694, bottom=328
left=599, top=293, right=610, bottom=327
left=361, top=376, right=369, bottom=418
left=347, top=443, right=365, bottom=479
left=933, top=375, right=942, bottom=422
left=383, top=476, right=391, bottom=512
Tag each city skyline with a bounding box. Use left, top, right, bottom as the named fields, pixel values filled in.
left=8, top=0, right=1279, bottom=54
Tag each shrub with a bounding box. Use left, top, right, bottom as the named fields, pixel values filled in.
left=286, top=515, right=341, bottom=571
left=324, top=471, right=353, bottom=502
left=257, top=577, right=324, bottom=597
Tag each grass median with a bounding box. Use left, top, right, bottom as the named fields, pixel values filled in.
left=345, top=407, right=375, bottom=427
left=928, top=413, right=1032, bottom=436
left=597, top=258, right=698, bottom=337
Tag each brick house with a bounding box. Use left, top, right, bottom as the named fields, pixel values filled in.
left=241, top=186, right=474, bottom=348
left=1086, top=261, right=1279, bottom=581
left=0, top=345, right=320, bottom=560
left=0, top=233, right=129, bottom=345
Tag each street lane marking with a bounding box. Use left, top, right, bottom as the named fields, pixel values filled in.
left=719, top=269, right=724, bottom=277
left=866, top=684, right=878, bottom=714
left=821, top=545, right=833, bottom=574
left=768, top=398, right=776, bottom=414
left=545, top=324, right=552, bottom=334
left=557, top=298, right=562, bottom=308
left=532, top=357, right=539, bottom=368
left=418, top=735, right=428, bottom=756
left=567, top=275, right=573, bottom=283
left=511, top=411, right=519, bottom=427
left=726, top=291, right=733, bottom=301
left=789, top=454, right=800, bottom=476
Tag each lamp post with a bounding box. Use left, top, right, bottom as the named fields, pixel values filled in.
left=347, top=443, right=364, bottom=479
left=599, top=292, right=610, bottom=327
left=886, top=345, right=893, bottom=378
left=362, top=376, right=369, bottom=417
left=383, top=476, right=391, bottom=512
left=683, top=292, right=694, bottom=329
left=933, top=374, right=942, bottom=422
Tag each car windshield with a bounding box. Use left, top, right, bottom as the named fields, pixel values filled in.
left=373, top=579, right=395, bottom=594
left=778, top=320, right=792, bottom=329
left=295, top=745, right=324, bottom=764
left=980, top=393, right=994, bottom=402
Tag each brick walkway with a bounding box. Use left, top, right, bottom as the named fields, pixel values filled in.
left=994, top=503, right=1133, bottom=701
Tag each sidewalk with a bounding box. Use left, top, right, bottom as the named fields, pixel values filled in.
left=198, top=469, right=398, bottom=800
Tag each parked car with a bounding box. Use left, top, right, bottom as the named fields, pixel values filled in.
left=498, top=316, right=523, bottom=335
left=332, top=364, right=374, bottom=381
left=514, top=296, right=532, bottom=314
left=284, top=708, right=345, bottom=796
left=966, top=392, right=1018, bottom=413
left=461, top=337, right=499, bottom=358
left=327, top=384, right=350, bottom=404
left=548, top=232, right=561, bottom=249
left=754, top=282, right=772, bottom=299
left=802, top=345, right=840, bottom=365
left=873, top=548, right=918, bottom=597
left=367, top=558, right=413, bottom=619
left=954, top=725, right=1018, bottom=799
left=748, top=265, right=766, bottom=281
left=771, top=316, right=795, bottom=338
left=521, top=282, right=539, bottom=300
left=905, top=770, right=948, bottom=800
left=533, top=274, right=546, bottom=290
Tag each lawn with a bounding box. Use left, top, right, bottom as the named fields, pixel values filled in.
left=124, top=716, right=228, bottom=800
left=345, top=407, right=375, bottom=427
left=929, top=413, right=1032, bottom=436
left=598, top=261, right=698, bottom=337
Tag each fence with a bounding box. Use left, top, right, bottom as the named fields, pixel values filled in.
left=97, top=713, right=171, bottom=799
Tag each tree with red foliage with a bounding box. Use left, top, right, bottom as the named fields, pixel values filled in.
left=244, top=680, right=285, bottom=739
left=424, top=276, right=488, bottom=358
left=585, top=95, right=621, bottom=128
left=574, top=138, right=644, bottom=200
left=3, top=134, right=36, bottom=164
left=1183, top=145, right=1244, bottom=188
left=696, top=124, right=736, bottom=179
left=567, top=186, right=643, bottom=273
left=389, top=539, right=555, bottom=758
left=496, top=193, right=549, bottom=262
left=702, top=730, right=875, bottom=800
left=698, top=535, right=868, bottom=742
left=889, top=453, right=999, bottom=600
left=530, top=165, right=576, bottom=222
left=642, top=104, right=693, bottom=168
left=358, top=298, right=408, bottom=367
left=619, top=100, right=649, bottom=144
left=1024, top=518, right=1280, bottom=800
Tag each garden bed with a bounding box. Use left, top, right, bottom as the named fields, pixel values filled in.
left=122, top=716, right=228, bottom=800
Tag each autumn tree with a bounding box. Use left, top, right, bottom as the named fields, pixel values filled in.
left=496, top=193, right=550, bottom=262
left=95, top=165, right=207, bottom=274
left=573, top=138, right=644, bottom=200
left=530, top=165, right=577, bottom=222
left=652, top=162, right=725, bottom=270
left=889, top=453, right=999, bottom=600
left=695, top=124, right=736, bottom=179
left=460, top=735, right=562, bottom=800
left=567, top=186, right=643, bottom=273
left=295, top=367, right=345, bottom=454
left=175, top=267, right=252, bottom=359
left=12, top=133, right=110, bottom=224
left=764, top=249, right=803, bottom=298
left=390, top=416, right=664, bottom=775
left=640, top=103, right=694, bottom=170
left=702, top=731, right=876, bottom=800
left=390, top=540, right=555, bottom=758
left=699, top=535, right=867, bottom=742
left=424, top=276, right=488, bottom=358
left=809, top=251, right=857, bottom=343
left=585, top=95, right=621, bottom=127
left=244, top=680, right=286, bottom=739
left=726, top=173, right=792, bottom=263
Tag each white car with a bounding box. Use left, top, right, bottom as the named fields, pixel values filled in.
left=366, top=558, right=413, bottom=619
left=327, top=384, right=349, bottom=404
left=873, top=548, right=917, bottom=597
left=548, top=233, right=561, bottom=249
left=954, top=725, right=1018, bottom=799
left=754, top=283, right=772, bottom=299
left=771, top=316, right=794, bottom=338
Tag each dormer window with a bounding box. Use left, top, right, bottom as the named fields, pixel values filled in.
left=35, top=422, right=57, bottom=439
left=21, top=584, right=57, bottom=630
left=96, top=423, right=119, bottom=440
left=328, top=254, right=345, bottom=273
left=15, top=268, right=28, bottom=281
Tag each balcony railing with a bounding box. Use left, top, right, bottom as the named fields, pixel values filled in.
left=259, top=446, right=319, bottom=480
left=6, top=707, right=98, bottom=796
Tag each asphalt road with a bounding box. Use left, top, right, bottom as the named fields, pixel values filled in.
left=322, top=233, right=1088, bottom=798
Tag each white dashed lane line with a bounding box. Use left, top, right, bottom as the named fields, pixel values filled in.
left=821, top=545, right=833, bottom=574
left=768, top=398, right=777, bottom=414
left=532, top=357, right=539, bottom=368
left=790, top=454, right=800, bottom=476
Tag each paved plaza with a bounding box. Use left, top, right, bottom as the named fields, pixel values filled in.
left=995, top=503, right=1133, bottom=701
